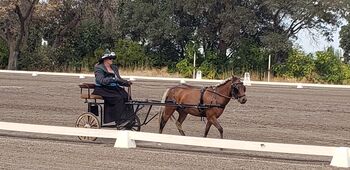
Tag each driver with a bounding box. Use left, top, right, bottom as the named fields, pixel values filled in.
left=92, top=49, right=134, bottom=129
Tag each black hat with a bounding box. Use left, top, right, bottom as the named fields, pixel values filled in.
left=98, top=49, right=116, bottom=63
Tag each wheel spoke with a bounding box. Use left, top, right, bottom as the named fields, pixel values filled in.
left=78, top=119, right=86, bottom=127
left=87, top=116, right=91, bottom=124
left=81, top=117, right=88, bottom=125
left=90, top=118, right=96, bottom=126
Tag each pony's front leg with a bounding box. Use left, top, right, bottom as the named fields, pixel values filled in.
left=203, top=121, right=212, bottom=137
left=208, top=117, right=223, bottom=139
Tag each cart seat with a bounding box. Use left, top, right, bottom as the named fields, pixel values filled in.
left=79, top=83, right=103, bottom=100
left=80, top=94, right=103, bottom=99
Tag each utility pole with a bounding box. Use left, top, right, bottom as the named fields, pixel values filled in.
left=268, top=54, right=271, bottom=82
left=193, top=52, right=196, bottom=79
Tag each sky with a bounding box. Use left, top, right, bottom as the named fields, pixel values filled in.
left=295, top=25, right=344, bottom=54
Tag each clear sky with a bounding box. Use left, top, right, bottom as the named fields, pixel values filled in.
left=295, top=19, right=349, bottom=55
left=295, top=27, right=342, bottom=54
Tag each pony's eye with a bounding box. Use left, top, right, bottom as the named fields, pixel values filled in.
left=233, top=88, right=238, bottom=94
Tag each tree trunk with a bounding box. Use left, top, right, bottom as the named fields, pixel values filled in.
left=7, top=43, right=19, bottom=70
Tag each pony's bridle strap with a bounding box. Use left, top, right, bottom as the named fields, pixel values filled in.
left=231, top=82, right=245, bottom=99
left=206, top=89, right=232, bottom=99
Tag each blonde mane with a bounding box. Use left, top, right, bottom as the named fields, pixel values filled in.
left=215, top=76, right=240, bottom=87
left=215, top=78, right=232, bottom=87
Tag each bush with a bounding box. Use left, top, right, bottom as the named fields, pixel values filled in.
left=113, top=39, right=150, bottom=69
left=0, top=39, right=8, bottom=69
left=176, top=58, right=193, bottom=78
left=18, top=46, right=53, bottom=71
left=314, top=49, right=345, bottom=84
left=285, top=50, right=315, bottom=79
left=340, top=64, right=350, bottom=84
left=273, top=50, right=315, bottom=80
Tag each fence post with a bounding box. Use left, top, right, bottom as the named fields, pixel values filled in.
left=243, top=72, right=251, bottom=86
left=114, top=131, right=136, bottom=148
left=330, top=147, right=350, bottom=168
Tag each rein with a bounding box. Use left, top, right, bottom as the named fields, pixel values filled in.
left=206, top=89, right=232, bottom=99
left=173, top=82, right=244, bottom=100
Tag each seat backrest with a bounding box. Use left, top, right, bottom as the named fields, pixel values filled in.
left=79, top=83, right=96, bottom=89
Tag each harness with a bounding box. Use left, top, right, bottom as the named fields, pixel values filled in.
left=166, top=85, right=235, bottom=118
left=198, top=87, right=208, bottom=117
left=197, top=87, right=226, bottom=118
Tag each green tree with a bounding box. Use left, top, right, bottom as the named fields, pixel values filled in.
left=0, top=0, right=39, bottom=70
left=339, top=18, right=350, bottom=63
left=0, top=38, right=8, bottom=69
left=119, top=0, right=191, bottom=69
left=113, top=39, right=149, bottom=68
left=315, top=48, right=345, bottom=84
left=274, top=50, right=315, bottom=80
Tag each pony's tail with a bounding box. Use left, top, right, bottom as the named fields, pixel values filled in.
left=159, top=88, right=170, bottom=126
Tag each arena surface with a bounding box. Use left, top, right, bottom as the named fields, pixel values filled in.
left=0, top=73, right=349, bottom=169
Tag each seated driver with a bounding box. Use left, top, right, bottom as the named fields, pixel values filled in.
left=92, top=49, right=134, bottom=129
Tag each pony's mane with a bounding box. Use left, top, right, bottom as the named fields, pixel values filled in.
left=215, top=76, right=240, bottom=87
left=215, top=78, right=232, bottom=87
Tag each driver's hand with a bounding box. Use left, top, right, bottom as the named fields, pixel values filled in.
left=128, top=81, right=133, bottom=86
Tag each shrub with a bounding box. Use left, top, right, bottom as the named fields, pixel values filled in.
left=0, top=39, right=8, bottom=69
left=314, top=49, right=344, bottom=84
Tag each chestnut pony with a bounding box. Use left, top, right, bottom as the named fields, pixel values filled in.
left=159, top=76, right=247, bottom=139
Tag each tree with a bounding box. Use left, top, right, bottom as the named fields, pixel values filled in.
left=0, top=0, right=39, bottom=70
left=119, top=0, right=192, bottom=69
left=315, top=48, right=345, bottom=84
left=0, top=38, right=8, bottom=68
left=339, top=18, right=350, bottom=64
left=250, top=0, right=350, bottom=63
left=273, top=50, right=315, bottom=80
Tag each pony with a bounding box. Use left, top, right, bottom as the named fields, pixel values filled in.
left=159, top=76, right=247, bottom=139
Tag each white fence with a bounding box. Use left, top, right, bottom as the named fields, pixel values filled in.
left=0, top=121, right=349, bottom=168
left=1, top=70, right=350, bottom=89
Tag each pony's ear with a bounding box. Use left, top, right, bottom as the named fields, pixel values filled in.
left=232, top=75, right=236, bottom=79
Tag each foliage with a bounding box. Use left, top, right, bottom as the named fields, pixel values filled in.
left=175, top=41, right=199, bottom=78
left=340, top=64, right=350, bottom=84
left=314, top=48, right=346, bottom=84
left=0, top=0, right=39, bottom=70
left=113, top=39, right=149, bottom=68
left=0, top=39, right=8, bottom=69
left=176, top=58, right=193, bottom=78
left=199, top=51, right=219, bottom=79
left=18, top=46, right=53, bottom=71
left=273, top=50, right=315, bottom=80
left=339, top=19, right=350, bottom=63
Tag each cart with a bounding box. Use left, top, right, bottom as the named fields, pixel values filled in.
left=76, top=83, right=165, bottom=141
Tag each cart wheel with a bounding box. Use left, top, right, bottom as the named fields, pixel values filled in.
left=130, top=115, right=141, bottom=131
left=75, top=112, right=101, bottom=141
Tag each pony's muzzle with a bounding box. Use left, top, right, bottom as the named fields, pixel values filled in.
left=238, top=96, right=247, bottom=104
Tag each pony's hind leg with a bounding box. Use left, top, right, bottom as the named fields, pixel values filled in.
left=175, top=110, right=188, bottom=136
left=159, top=106, right=176, bottom=134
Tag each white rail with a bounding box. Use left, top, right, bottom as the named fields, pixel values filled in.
left=1, top=69, right=350, bottom=88
left=0, top=121, right=349, bottom=167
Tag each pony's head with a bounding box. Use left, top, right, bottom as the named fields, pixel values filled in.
left=231, top=76, right=247, bottom=104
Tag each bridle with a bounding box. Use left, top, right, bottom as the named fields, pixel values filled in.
left=231, top=82, right=246, bottom=99
left=207, top=81, right=246, bottom=100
